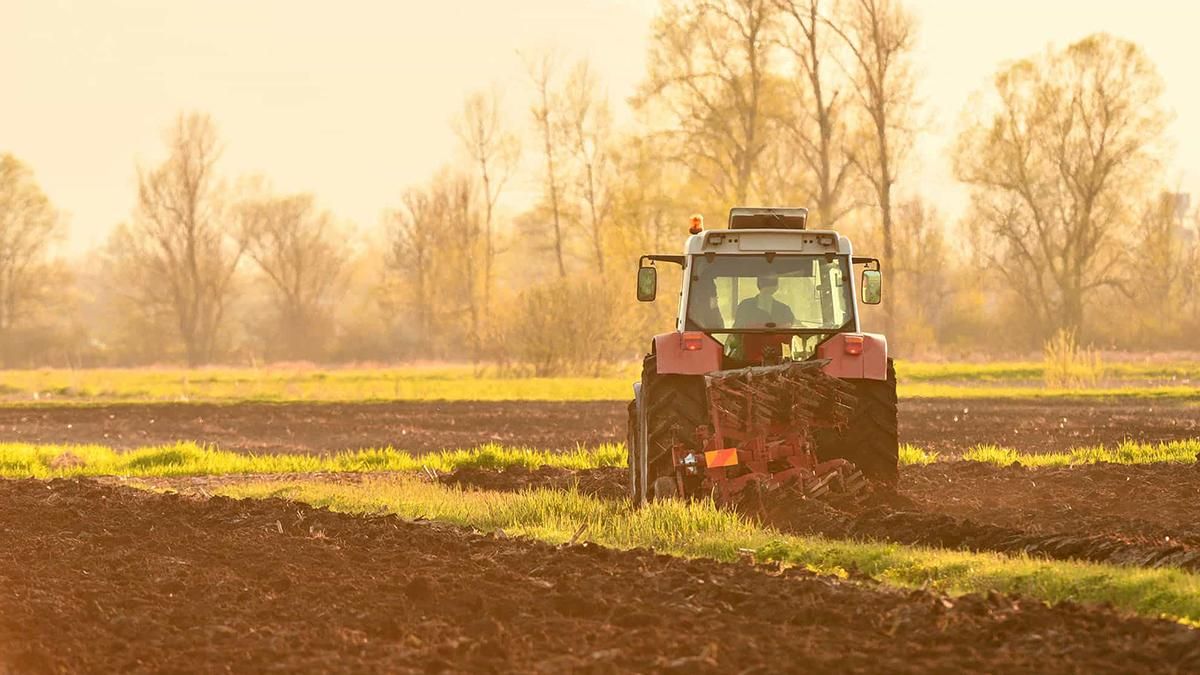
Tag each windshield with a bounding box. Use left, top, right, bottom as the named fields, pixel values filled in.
left=685, top=254, right=854, bottom=331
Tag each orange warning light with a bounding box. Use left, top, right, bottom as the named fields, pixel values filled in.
left=689, top=214, right=704, bottom=235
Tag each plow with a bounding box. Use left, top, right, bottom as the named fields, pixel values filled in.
left=628, top=206, right=899, bottom=505
left=699, top=360, right=863, bottom=502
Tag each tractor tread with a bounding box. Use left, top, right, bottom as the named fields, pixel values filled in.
left=815, top=358, right=899, bottom=484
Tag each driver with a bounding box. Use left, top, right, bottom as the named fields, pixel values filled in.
left=734, top=275, right=795, bottom=328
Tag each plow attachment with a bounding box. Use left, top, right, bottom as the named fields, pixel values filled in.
left=673, top=360, right=863, bottom=503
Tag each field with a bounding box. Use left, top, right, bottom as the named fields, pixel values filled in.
left=2, top=359, right=1199, bottom=404
left=2, top=365, right=1200, bottom=671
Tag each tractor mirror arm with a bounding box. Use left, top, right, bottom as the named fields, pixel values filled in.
left=639, top=254, right=686, bottom=267
left=852, top=256, right=880, bottom=271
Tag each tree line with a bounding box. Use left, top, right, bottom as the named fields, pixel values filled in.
left=2, top=0, right=1198, bottom=370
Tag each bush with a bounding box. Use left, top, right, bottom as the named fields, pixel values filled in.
left=1043, top=328, right=1103, bottom=388
left=493, top=276, right=639, bottom=376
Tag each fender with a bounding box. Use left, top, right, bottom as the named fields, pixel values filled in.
left=653, top=331, right=723, bottom=375
left=817, top=333, right=889, bottom=381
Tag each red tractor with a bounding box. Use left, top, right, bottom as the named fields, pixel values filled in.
left=627, top=207, right=897, bottom=504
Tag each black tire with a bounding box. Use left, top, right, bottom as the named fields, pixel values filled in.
left=814, top=358, right=899, bottom=484
left=640, top=354, right=708, bottom=488
left=625, top=399, right=643, bottom=504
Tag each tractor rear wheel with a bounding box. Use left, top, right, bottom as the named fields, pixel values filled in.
left=625, top=399, right=643, bottom=504
left=814, top=358, right=899, bottom=485
left=638, top=354, right=708, bottom=498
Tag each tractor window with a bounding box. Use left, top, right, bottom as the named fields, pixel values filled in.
left=686, top=254, right=854, bottom=331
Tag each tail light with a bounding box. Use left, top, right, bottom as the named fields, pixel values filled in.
left=682, top=332, right=705, bottom=351
left=844, top=335, right=865, bottom=355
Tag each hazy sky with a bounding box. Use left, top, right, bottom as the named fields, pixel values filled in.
left=4, top=0, right=1199, bottom=254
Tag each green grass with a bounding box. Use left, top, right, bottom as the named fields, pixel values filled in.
left=898, top=382, right=1200, bottom=400
left=899, top=444, right=939, bottom=465
left=0, top=438, right=1195, bottom=479
left=961, top=439, right=1200, bottom=467
left=215, top=477, right=1200, bottom=623
left=0, top=366, right=636, bottom=403
left=1, top=360, right=1197, bottom=404
left=0, top=441, right=626, bottom=478
left=900, top=360, right=1200, bottom=384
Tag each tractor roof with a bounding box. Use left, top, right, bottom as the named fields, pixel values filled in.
left=685, top=228, right=852, bottom=255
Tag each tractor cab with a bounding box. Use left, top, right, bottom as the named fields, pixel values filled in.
left=636, top=207, right=883, bottom=368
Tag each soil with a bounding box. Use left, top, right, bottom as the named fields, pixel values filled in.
left=1, top=479, right=1197, bottom=674
left=0, top=397, right=1196, bottom=455
left=434, top=462, right=1200, bottom=573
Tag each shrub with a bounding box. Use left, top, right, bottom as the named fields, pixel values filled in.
left=1043, top=328, right=1103, bottom=388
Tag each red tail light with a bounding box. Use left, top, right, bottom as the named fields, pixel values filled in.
left=844, top=335, right=865, bottom=355
left=682, top=332, right=705, bottom=351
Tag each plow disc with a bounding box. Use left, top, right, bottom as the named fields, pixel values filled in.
left=674, top=360, right=862, bottom=503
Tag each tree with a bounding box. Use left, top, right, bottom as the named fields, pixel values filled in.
left=525, top=51, right=570, bottom=277
left=0, top=154, right=63, bottom=365
left=109, top=112, right=242, bottom=365
left=454, top=88, right=519, bottom=311
left=828, top=0, right=917, bottom=337
left=636, top=0, right=782, bottom=206
left=385, top=169, right=484, bottom=360
left=954, top=34, right=1169, bottom=338
left=775, top=0, right=856, bottom=227
left=562, top=59, right=616, bottom=273
left=387, top=185, right=442, bottom=346
left=238, top=190, right=348, bottom=360
left=1121, top=192, right=1194, bottom=347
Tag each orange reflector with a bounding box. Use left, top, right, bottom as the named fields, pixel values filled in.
left=844, top=335, right=865, bottom=356
left=682, top=331, right=705, bottom=351
left=705, top=448, right=739, bottom=468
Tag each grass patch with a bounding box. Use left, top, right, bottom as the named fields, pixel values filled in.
left=898, top=383, right=1200, bottom=400
left=215, top=477, right=1200, bottom=623
left=1, top=438, right=1195, bottom=480
left=899, top=444, right=939, bottom=465
left=0, top=366, right=636, bottom=404
left=0, top=441, right=626, bottom=478
left=961, top=439, right=1200, bottom=467
left=1, top=361, right=1197, bottom=405
left=898, top=360, right=1200, bottom=384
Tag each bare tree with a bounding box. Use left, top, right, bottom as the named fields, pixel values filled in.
left=441, top=171, right=485, bottom=361
left=0, top=154, right=62, bottom=364
left=386, top=169, right=484, bottom=360
left=775, top=0, right=856, bottom=227
left=827, top=0, right=917, bottom=337
left=525, top=51, right=570, bottom=277
left=954, top=34, right=1169, bottom=338
left=454, top=88, right=520, bottom=311
left=1124, top=193, right=1192, bottom=346
left=387, top=186, right=441, bottom=343
left=636, top=0, right=781, bottom=205
left=562, top=59, right=616, bottom=273
left=238, top=190, right=348, bottom=360
left=110, top=112, right=242, bottom=365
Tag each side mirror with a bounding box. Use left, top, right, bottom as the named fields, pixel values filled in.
left=636, top=266, right=657, bottom=302
left=861, top=269, right=882, bottom=304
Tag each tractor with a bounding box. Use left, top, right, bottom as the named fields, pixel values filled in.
left=627, top=206, right=898, bottom=504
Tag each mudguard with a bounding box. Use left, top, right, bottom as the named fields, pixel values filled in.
left=817, top=333, right=889, bottom=381
left=652, top=332, right=723, bottom=375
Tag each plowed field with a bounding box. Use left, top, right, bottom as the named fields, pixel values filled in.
left=1, top=479, right=1197, bottom=673
left=435, top=461, right=1200, bottom=572
left=2, top=397, right=1196, bottom=454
